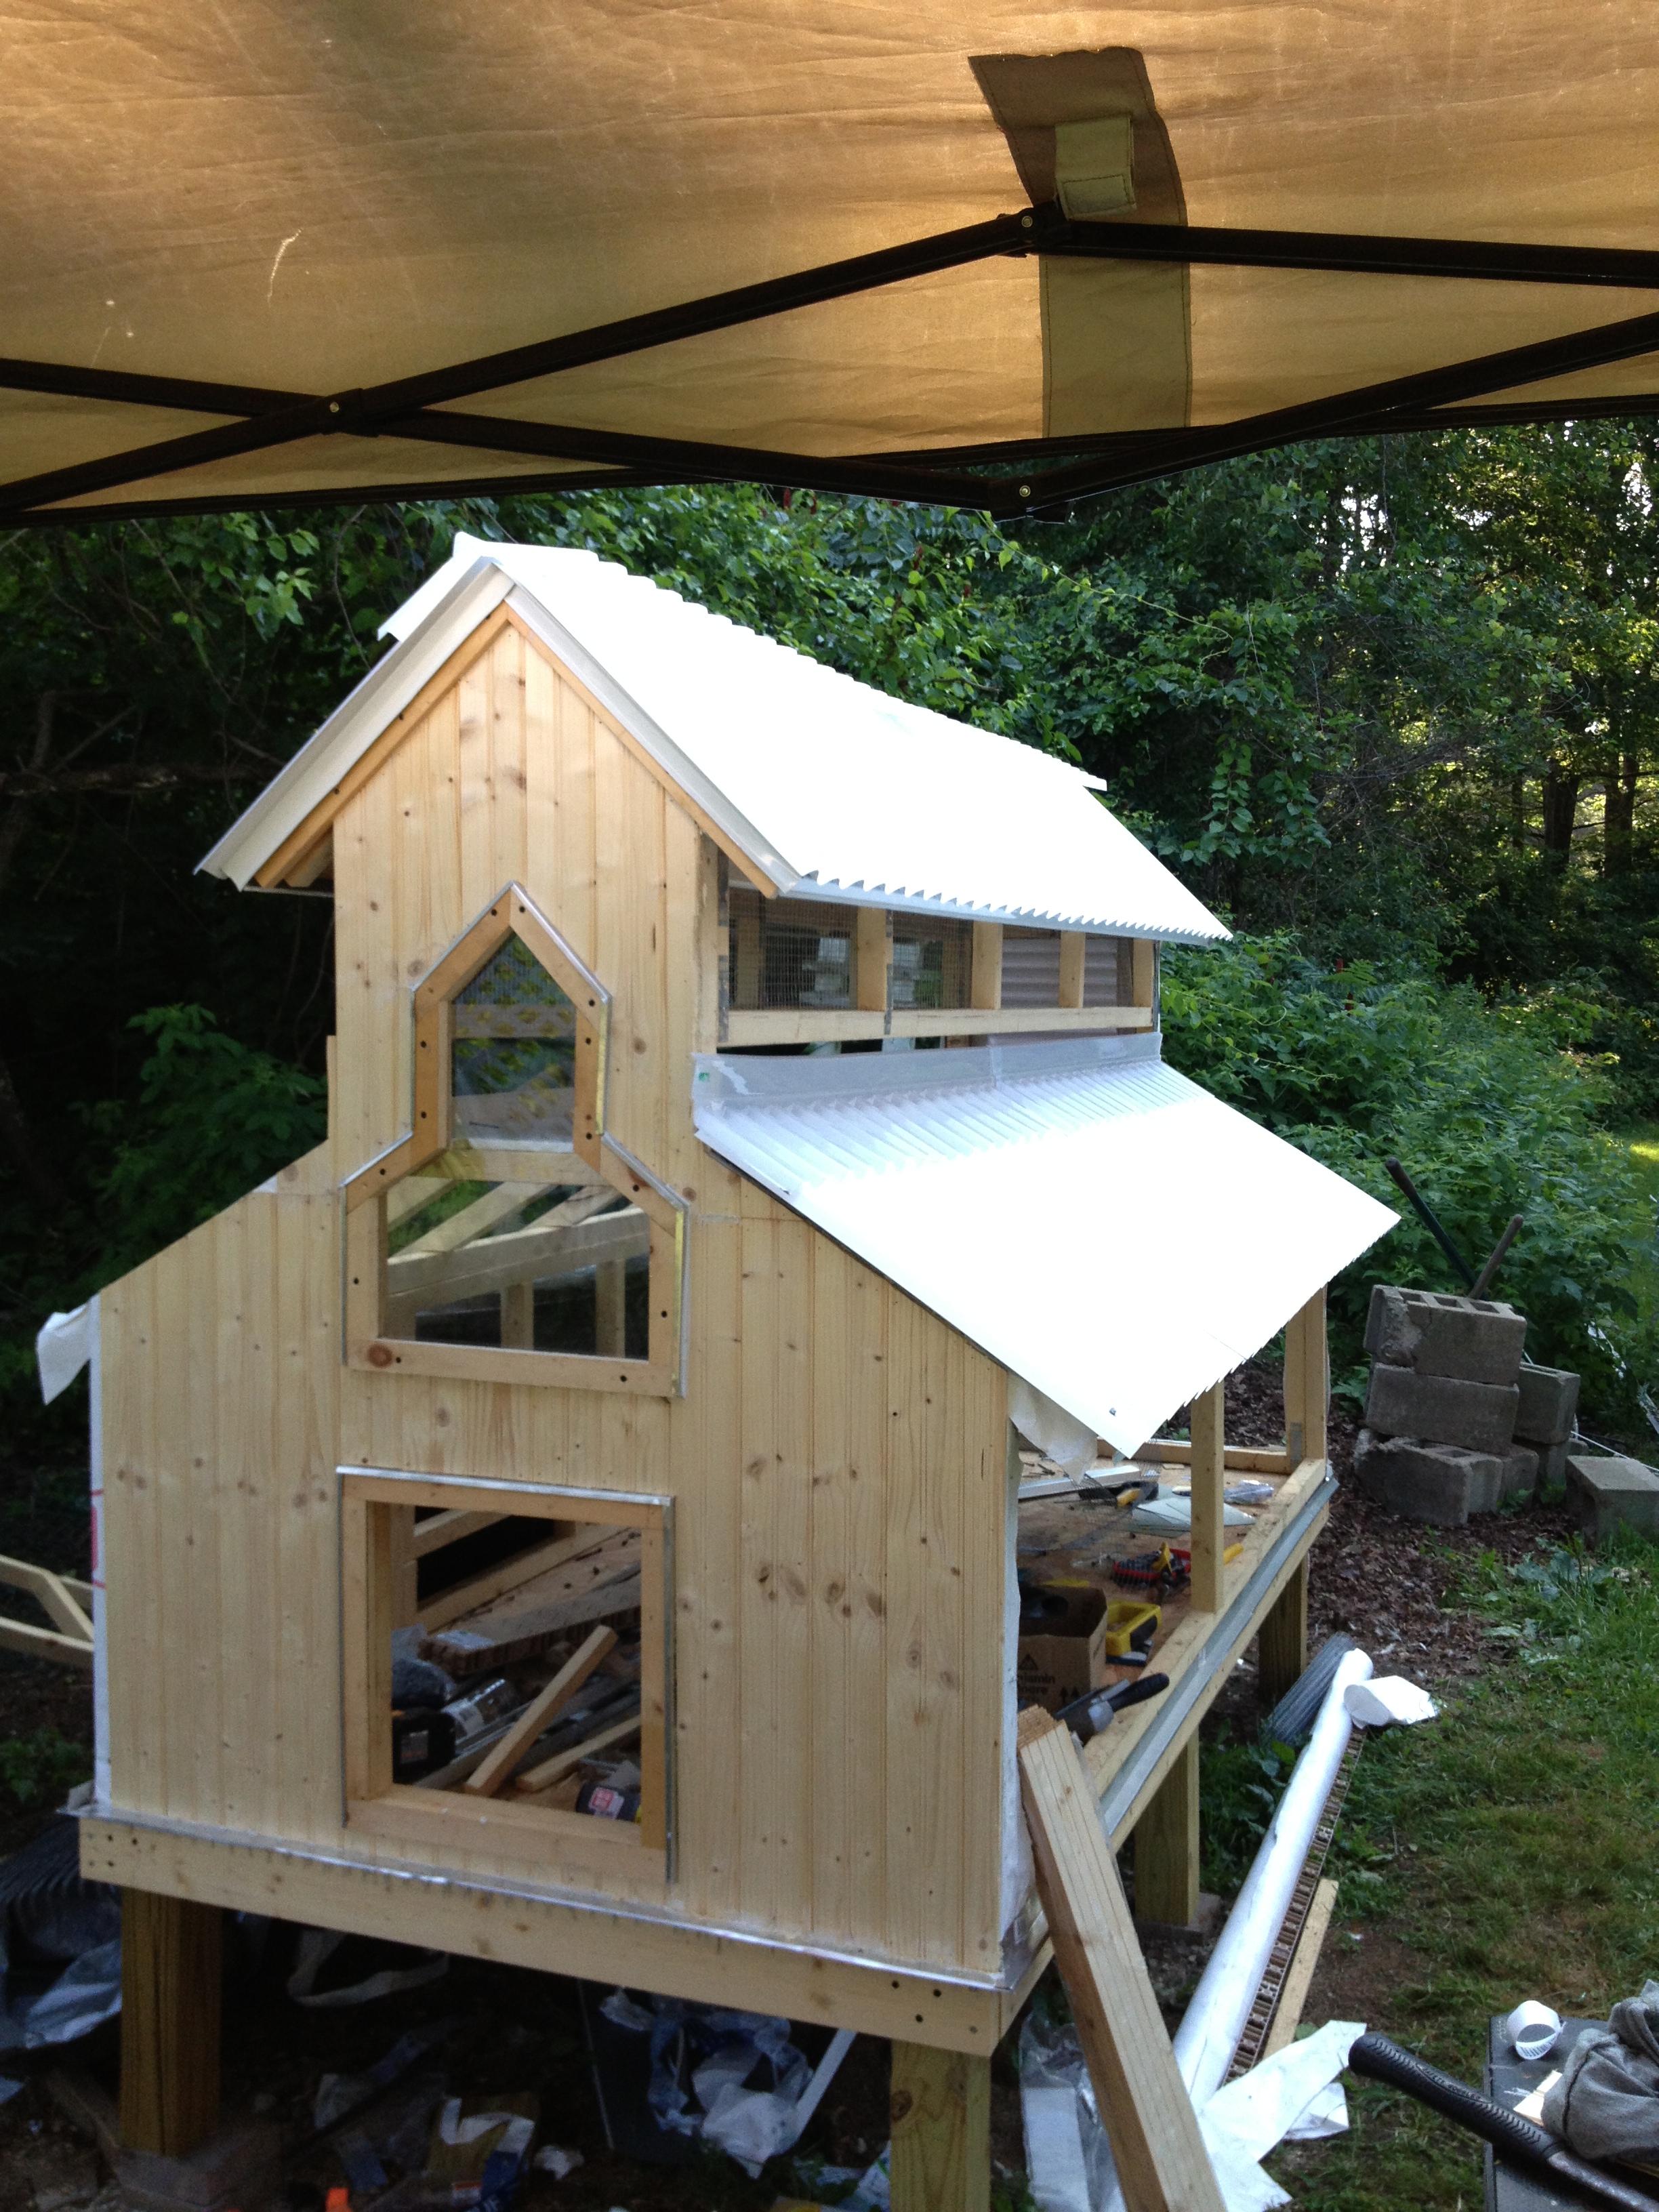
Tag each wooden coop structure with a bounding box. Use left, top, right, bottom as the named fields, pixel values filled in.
left=56, top=540, right=1393, bottom=2204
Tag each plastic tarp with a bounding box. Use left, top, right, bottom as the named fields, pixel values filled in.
left=693, top=1032, right=1395, bottom=1458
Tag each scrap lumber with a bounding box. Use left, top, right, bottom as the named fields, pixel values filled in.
left=410, top=1508, right=506, bottom=1559
left=385, top=1200, right=647, bottom=1311
left=1017, top=1706, right=1225, bottom=2212
left=420, top=1521, right=612, bottom=1632
left=465, top=1625, right=617, bottom=1797
left=0, top=1553, right=94, bottom=1670
left=515, top=1708, right=641, bottom=1797
left=428, top=1572, right=642, bottom=1673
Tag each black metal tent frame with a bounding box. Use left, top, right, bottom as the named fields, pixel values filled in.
left=10, top=201, right=1659, bottom=524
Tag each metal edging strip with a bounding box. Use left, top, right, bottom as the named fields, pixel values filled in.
left=1097, top=1470, right=1339, bottom=1841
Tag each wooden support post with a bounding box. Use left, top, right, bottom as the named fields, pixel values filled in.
left=594, top=1258, right=626, bottom=1356
left=890, top=2042, right=991, bottom=2212
left=1257, top=1556, right=1309, bottom=1708
left=501, top=1279, right=535, bottom=1351
left=1189, top=1378, right=1225, bottom=1614
left=970, top=921, right=1003, bottom=1011
left=1057, top=930, right=1086, bottom=1009
left=1132, top=938, right=1158, bottom=1012
left=1017, top=1711, right=1224, bottom=2212
left=119, top=1889, right=222, bottom=2157
left=1134, top=1734, right=1200, bottom=1929
left=1282, top=1287, right=1328, bottom=1468
left=857, top=905, right=893, bottom=1014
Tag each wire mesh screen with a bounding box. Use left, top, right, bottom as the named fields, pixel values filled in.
left=728, top=891, right=856, bottom=1010
left=890, top=914, right=971, bottom=1011
left=451, top=936, right=578, bottom=1143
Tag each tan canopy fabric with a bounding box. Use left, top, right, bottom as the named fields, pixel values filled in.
left=5, top=2, right=1659, bottom=520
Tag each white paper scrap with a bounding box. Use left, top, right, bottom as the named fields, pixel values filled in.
left=1343, top=1677, right=1439, bottom=1727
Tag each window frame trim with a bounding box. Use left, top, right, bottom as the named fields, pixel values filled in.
left=338, top=885, right=689, bottom=1395
left=339, top=1465, right=675, bottom=1879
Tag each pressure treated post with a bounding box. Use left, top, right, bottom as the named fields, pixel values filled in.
left=889, top=2043, right=991, bottom=2212
left=1282, top=1286, right=1328, bottom=1469
left=1257, top=1559, right=1309, bottom=1708
left=1018, top=1710, right=1224, bottom=2212
left=1188, top=1378, right=1225, bottom=1614
left=119, top=1888, right=222, bottom=2156
left=1134, top=1734, right=1200, bottom=1929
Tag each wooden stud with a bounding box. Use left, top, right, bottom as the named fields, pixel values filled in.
left=1134, top=1734, right=1200, bottom=1929
left=119, top=1889, right=222, bottom=2157
left=1058, top=930, right=1086, bottom=1009
left=1256, top=1556, right=1309, bottom=1708
left=465, top=1624, right=617, bottom=1796
left=514, top=1710, right=642, bottom=1795
left=1017, top=1708, right=1225, bottom=2212
left=1188, top=1379, right=1226, bottom=1615
left=387, top=1505, right=421, bottom=1630
left=1132, top=938, right=1158, bottom=1012
left=595, top=1257, right=627, bottom=1357
left=889, top=2043, right=991, bottom=2212
left=969, top=922, right=1003, bottom=1012
left=501, top=1279, right=535, bottom=1350
left=856, top=905, right=893, bottom=1016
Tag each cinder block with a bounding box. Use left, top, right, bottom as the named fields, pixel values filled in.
left=1353, top=1428, right=1505, bottom=1525
left=1364, top=1361, right=1519, bottom=1452
left=1515, top=1364, right=1580, bottom=1446
left=1535, top=1439, right=1570, bottom=1493
left=1364, top=1284, right=1527, bottom=1385
left=1564, top=1454, right=1659, bottom=1544
left=1500, top=1443, right=1540, bottom=1498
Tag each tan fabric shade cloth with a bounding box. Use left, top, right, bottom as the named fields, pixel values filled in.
left=5, top=1, right=1659, bottom=520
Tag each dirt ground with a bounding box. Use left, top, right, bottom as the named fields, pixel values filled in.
left=0, top=1375, right=1593, bottom=2210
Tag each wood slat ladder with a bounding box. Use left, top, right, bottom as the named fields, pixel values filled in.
left=1017, top=1707, right=1225, bottom=2212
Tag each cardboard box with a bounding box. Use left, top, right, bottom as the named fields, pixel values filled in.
left=1017, top=1584, right=1109, bottom=1711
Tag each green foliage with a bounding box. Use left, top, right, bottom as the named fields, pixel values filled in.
left=81, top=1006, right=326, bottom=1283
left=1276, top=1528, right=1659, bottom=2209
left=1197, top=1734, right=1293, bottom=1896
left=1162, top=935, right=1658, bottom=1415
left=0, top=1726, right=89, bottom=1807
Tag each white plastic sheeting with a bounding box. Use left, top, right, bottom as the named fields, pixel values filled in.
left=205, top=539, right=1227, bottom=947
left=693, top=1036, right=1397, bottom=1459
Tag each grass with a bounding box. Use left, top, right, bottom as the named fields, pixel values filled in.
left=1267, top=1530, right=1659, bottom=2209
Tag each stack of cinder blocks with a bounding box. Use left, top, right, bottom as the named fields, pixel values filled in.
left=1355, top=1286, right=1578, bottom=1526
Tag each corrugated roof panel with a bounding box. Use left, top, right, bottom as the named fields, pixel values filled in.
left=380, top=539, right=1228, bottom=944
left=693, top=1037, right=1396, bottom=1458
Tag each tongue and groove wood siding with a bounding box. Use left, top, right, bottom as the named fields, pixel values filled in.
left=96, top=611, right=1009, bottom=1980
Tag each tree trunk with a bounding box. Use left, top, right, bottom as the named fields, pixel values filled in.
left=1604, top=752, right=1639, bottom=874
left=1540, top=758, right=1580, bottom=863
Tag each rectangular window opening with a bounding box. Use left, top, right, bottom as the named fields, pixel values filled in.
left=384, top=1176, right=651, bottom=1359
left=343, top=1475, right=673, bottom=1872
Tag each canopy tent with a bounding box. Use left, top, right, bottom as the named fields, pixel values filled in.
left=693, top=1035, right=1396, bottom=1458
left=6, top=3, right=1659, bottom=525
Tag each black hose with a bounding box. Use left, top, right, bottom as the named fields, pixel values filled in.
left=1349, top=2034, right=1659, bottom=2212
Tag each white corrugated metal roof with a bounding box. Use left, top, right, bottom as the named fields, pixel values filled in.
left=693, top=1036, right=1396, bottom=1457
left=202, top=537, right=1227, bottom=945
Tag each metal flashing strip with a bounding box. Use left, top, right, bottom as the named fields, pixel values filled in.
left=765, top=875, right=1216, bottom=942
left=1097, top=1469, right=1339, bottom=1840
left=504, top=583, right=800, bottom=896
left=75, top=1802, right=1014, bottom=1996
left=198, top=561, right=513, bottom=886
left=695, top=1029, right=1161, bottom=1109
